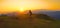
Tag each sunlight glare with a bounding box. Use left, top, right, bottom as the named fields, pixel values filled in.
left=20, top=8, right=25, bottom=12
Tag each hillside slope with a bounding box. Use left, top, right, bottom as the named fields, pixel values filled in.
left=0, top=14, right=60, bottom=28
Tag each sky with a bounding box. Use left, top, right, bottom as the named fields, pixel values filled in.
left=0, top=0, right=60, bottom=13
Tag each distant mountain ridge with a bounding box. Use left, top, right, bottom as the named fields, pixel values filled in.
left=32, top=10, right=60, bottom=20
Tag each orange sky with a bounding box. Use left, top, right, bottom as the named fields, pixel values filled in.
left=0, top=0, right=60, bottom=13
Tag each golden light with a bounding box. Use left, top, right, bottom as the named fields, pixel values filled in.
left=20, top=8, right=25, bottom=12
left=0, top=0, right=60, bottom=13
left=19, top=7, right=28, bottom=14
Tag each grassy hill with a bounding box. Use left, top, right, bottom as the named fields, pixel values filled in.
left=0, top=14, right=60, bottom=28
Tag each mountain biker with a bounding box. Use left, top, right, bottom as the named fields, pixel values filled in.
left=29, top=10, right=32, bottom=16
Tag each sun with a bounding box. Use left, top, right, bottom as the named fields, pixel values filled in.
left=19, top=8, right=28, bottom=14
left=20, top=8, right=25, bottom=12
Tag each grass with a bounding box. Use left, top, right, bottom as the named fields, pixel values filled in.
left=0, top=14, right=60, bottom=28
